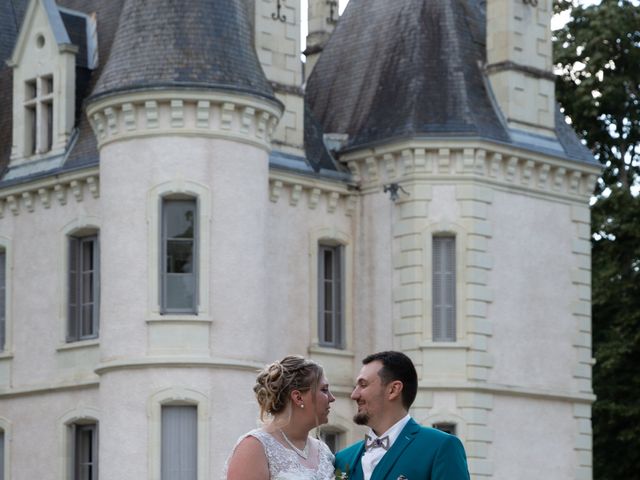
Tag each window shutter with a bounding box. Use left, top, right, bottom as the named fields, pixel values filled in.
left=0, top=430, right=4, bottom=480
left=68, top=237, right=79, bottom=341
left=0, top=252, right=5, bottom=351
left=161, top=406, right=197, bottom=480
left=432, top=236, right=456, bottom=342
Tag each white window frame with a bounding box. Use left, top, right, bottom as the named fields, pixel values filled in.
left=147, top=182, right=211, bottom=321
left=309, top=228, right=353, bottom=352
left=148, top=388, right=210, bottom=480
left=72, top=423, right=98, bottom=480
left=0, top=417, right=11, bottom=480
left=318, top=244, right=344, bottom=348
left=422, top=412, right=467, bottom=442
left=58, top=407, right=100, bottom=480
left=24, top=74, right=54, bottom=156
left=59, top=218, right=101, bottom=347
left=160, top=197, right=198, bottom=315
left=0, top=238, right=12, bottom=357
left=432, top=235, right=456, bottom=342
left=67, top=233, right=100, bottom=342
left=422, top=223, right=467, bottom=344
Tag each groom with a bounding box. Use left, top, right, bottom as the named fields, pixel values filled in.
left=335, top=351, right=470, bottom=480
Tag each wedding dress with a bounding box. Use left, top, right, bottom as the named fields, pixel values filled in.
left=224, top=429, right=335, bottom=480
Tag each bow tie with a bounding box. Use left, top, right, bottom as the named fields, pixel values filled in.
left=365, top=434, right=390, bottom=451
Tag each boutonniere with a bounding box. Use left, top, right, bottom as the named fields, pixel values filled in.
left=335, top=464, right=350, bottom=479
left=396, top=476, right=408, bottom=480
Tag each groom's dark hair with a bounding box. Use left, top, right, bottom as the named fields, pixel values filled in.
left=363, top=351, right=418, bottom=410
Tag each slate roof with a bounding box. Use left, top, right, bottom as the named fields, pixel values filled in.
left=90, top=0, right=275, bottom=102
left=0, top=0, right=282, bottom=186
left=306, top=0, right=595, bottom=165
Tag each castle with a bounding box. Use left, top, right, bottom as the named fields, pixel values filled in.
left=0, top=0, right=599, bottom=478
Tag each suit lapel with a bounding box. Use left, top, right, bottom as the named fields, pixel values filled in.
left=370, top=419, right=420, bottom=480
left=347, top=442, right=366, bottom=480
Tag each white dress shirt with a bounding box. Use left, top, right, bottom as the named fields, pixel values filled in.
left=361, top=414, right=411, bottom=480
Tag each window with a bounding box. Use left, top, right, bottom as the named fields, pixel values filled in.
left=0, top=250, right=5, bottom=352
left=161, top=198, right=198, bottom=314
left=73, top=423, right=98, bottom=480
left=319, top=428, right=343, bottom=454
left=432, top=236, right=456, bottom=342
left=68, top=234, right=99, bottom=342
left=24, top=75, right=54, bottom=155
left=318, top=244, right=343, bottom=348
left=0, top=429, right=4, bottom=480
left=161, top=406, right=197, bottom=480
left=433, top=422, right=457, bottom=436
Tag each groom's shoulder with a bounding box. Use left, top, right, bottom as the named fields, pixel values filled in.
left=335, top=440, right=364, bottom=460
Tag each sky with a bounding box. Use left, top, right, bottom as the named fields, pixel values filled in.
left=300, top=0, right=603, bottom=50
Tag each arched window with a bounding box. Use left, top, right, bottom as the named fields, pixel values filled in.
left=67, top=229, right=99, bottom=342
left=160, top=196, right=198, bottom=314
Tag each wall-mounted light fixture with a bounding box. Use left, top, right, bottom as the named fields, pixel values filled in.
left=326, top=0, right=338, bottom=24
left=383, top=183, right=409, bottom=202
left=272, top=0, right=287, bottom=22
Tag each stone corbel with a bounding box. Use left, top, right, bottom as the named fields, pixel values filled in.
left=270, top=180, right=283, bottom=203
left=6, top=195, right=19, bottom=216
left=21, top=192, right=34, bottom=212
left=54, top=184, right=67, bottom=205
left=309, top=188, right=321, bottom=210
left=290, top=184, right=303, bottom=206
left=86, top=176, right=100, bottom=198
left=327, top=192, right=340, bottom=213
left=38, top=188, right=51, bottom=208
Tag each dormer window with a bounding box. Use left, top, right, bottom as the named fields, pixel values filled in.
left=24, top=75, right=54, bottom=155
left=7, top=0, right=96, bottom=175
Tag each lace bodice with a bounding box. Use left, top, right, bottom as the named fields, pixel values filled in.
left=224, top=429, right=335, bottom=480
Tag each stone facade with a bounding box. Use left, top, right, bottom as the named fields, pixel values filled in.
left=0, top=0, right=600, bottom=479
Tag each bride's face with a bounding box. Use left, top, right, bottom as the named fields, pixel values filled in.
left=306, top=375, right=335, bottom=426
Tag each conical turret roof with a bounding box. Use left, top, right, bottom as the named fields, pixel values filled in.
left=306, top=0, right=594, bottom=164
left=91, top=0, right=274, bottom=101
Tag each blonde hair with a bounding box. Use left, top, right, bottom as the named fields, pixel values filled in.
left=253, top=355, right=324, bottom=421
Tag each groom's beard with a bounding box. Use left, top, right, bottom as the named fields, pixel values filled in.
left=353, top=412, right=370, bottom=425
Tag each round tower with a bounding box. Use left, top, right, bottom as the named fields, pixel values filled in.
left=85, top=0, right=281, bottom=477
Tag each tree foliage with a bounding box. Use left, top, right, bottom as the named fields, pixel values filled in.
left=554, top=0, right=640, bottom=193
left=554, top=2, right=640, bottom=479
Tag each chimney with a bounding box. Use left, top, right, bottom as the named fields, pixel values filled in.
left=486, top=0, right=556, bottom=136
left=304, top=0, right=339, bottom=79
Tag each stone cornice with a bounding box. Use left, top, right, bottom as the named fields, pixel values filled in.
left=418, top=381, right=595, bottom=404
left=339, top=139, right=601, bottom=201
left=269, top=169, right=358, bottom=215
left=0, top=167, right=99, bottom=217
left=94, top=357, right=265, bottom=375
left=86, top=89, right=283, bottom=151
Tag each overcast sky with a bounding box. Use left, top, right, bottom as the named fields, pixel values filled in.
left=299, top=0, right=603, bottom=50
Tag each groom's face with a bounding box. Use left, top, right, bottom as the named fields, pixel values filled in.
left=351, top=361, right=386, bottom=428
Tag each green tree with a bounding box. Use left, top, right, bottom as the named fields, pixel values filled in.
left=554, top=1, right=640, bottom=479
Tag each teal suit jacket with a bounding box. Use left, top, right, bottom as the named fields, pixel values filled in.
left=335, top=419, right=470, bottom=480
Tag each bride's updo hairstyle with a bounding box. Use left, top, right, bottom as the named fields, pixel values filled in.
left=254, top=355, right=323, bottom=421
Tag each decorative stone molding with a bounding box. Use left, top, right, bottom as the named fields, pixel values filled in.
left=458, top=391, right=494, bottom=478
left=339, top=141, right=600, bottom=201
left=0, top=169, right=99, bottom=218
left=268, top=170, right=357, bottom=216
left=573, top=402, right=593, bottom=480
left=457, top=185, right=494, bottom=382
left=570, top=204, right=594, bottom=396
left=86, top=90, right=282, bottom=152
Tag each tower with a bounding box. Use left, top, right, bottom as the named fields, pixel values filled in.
left=306, top=0, right=599, bottom=478
left=85, top=0, right=281, bottom=476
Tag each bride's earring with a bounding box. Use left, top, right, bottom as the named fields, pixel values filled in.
left=300, top=403, right=305, bottom=409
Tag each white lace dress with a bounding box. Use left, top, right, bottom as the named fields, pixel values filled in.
left=224, top=429, right=335, bottom=480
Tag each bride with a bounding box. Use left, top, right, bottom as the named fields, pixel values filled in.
left=225, top=355, right=336, bottom=480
